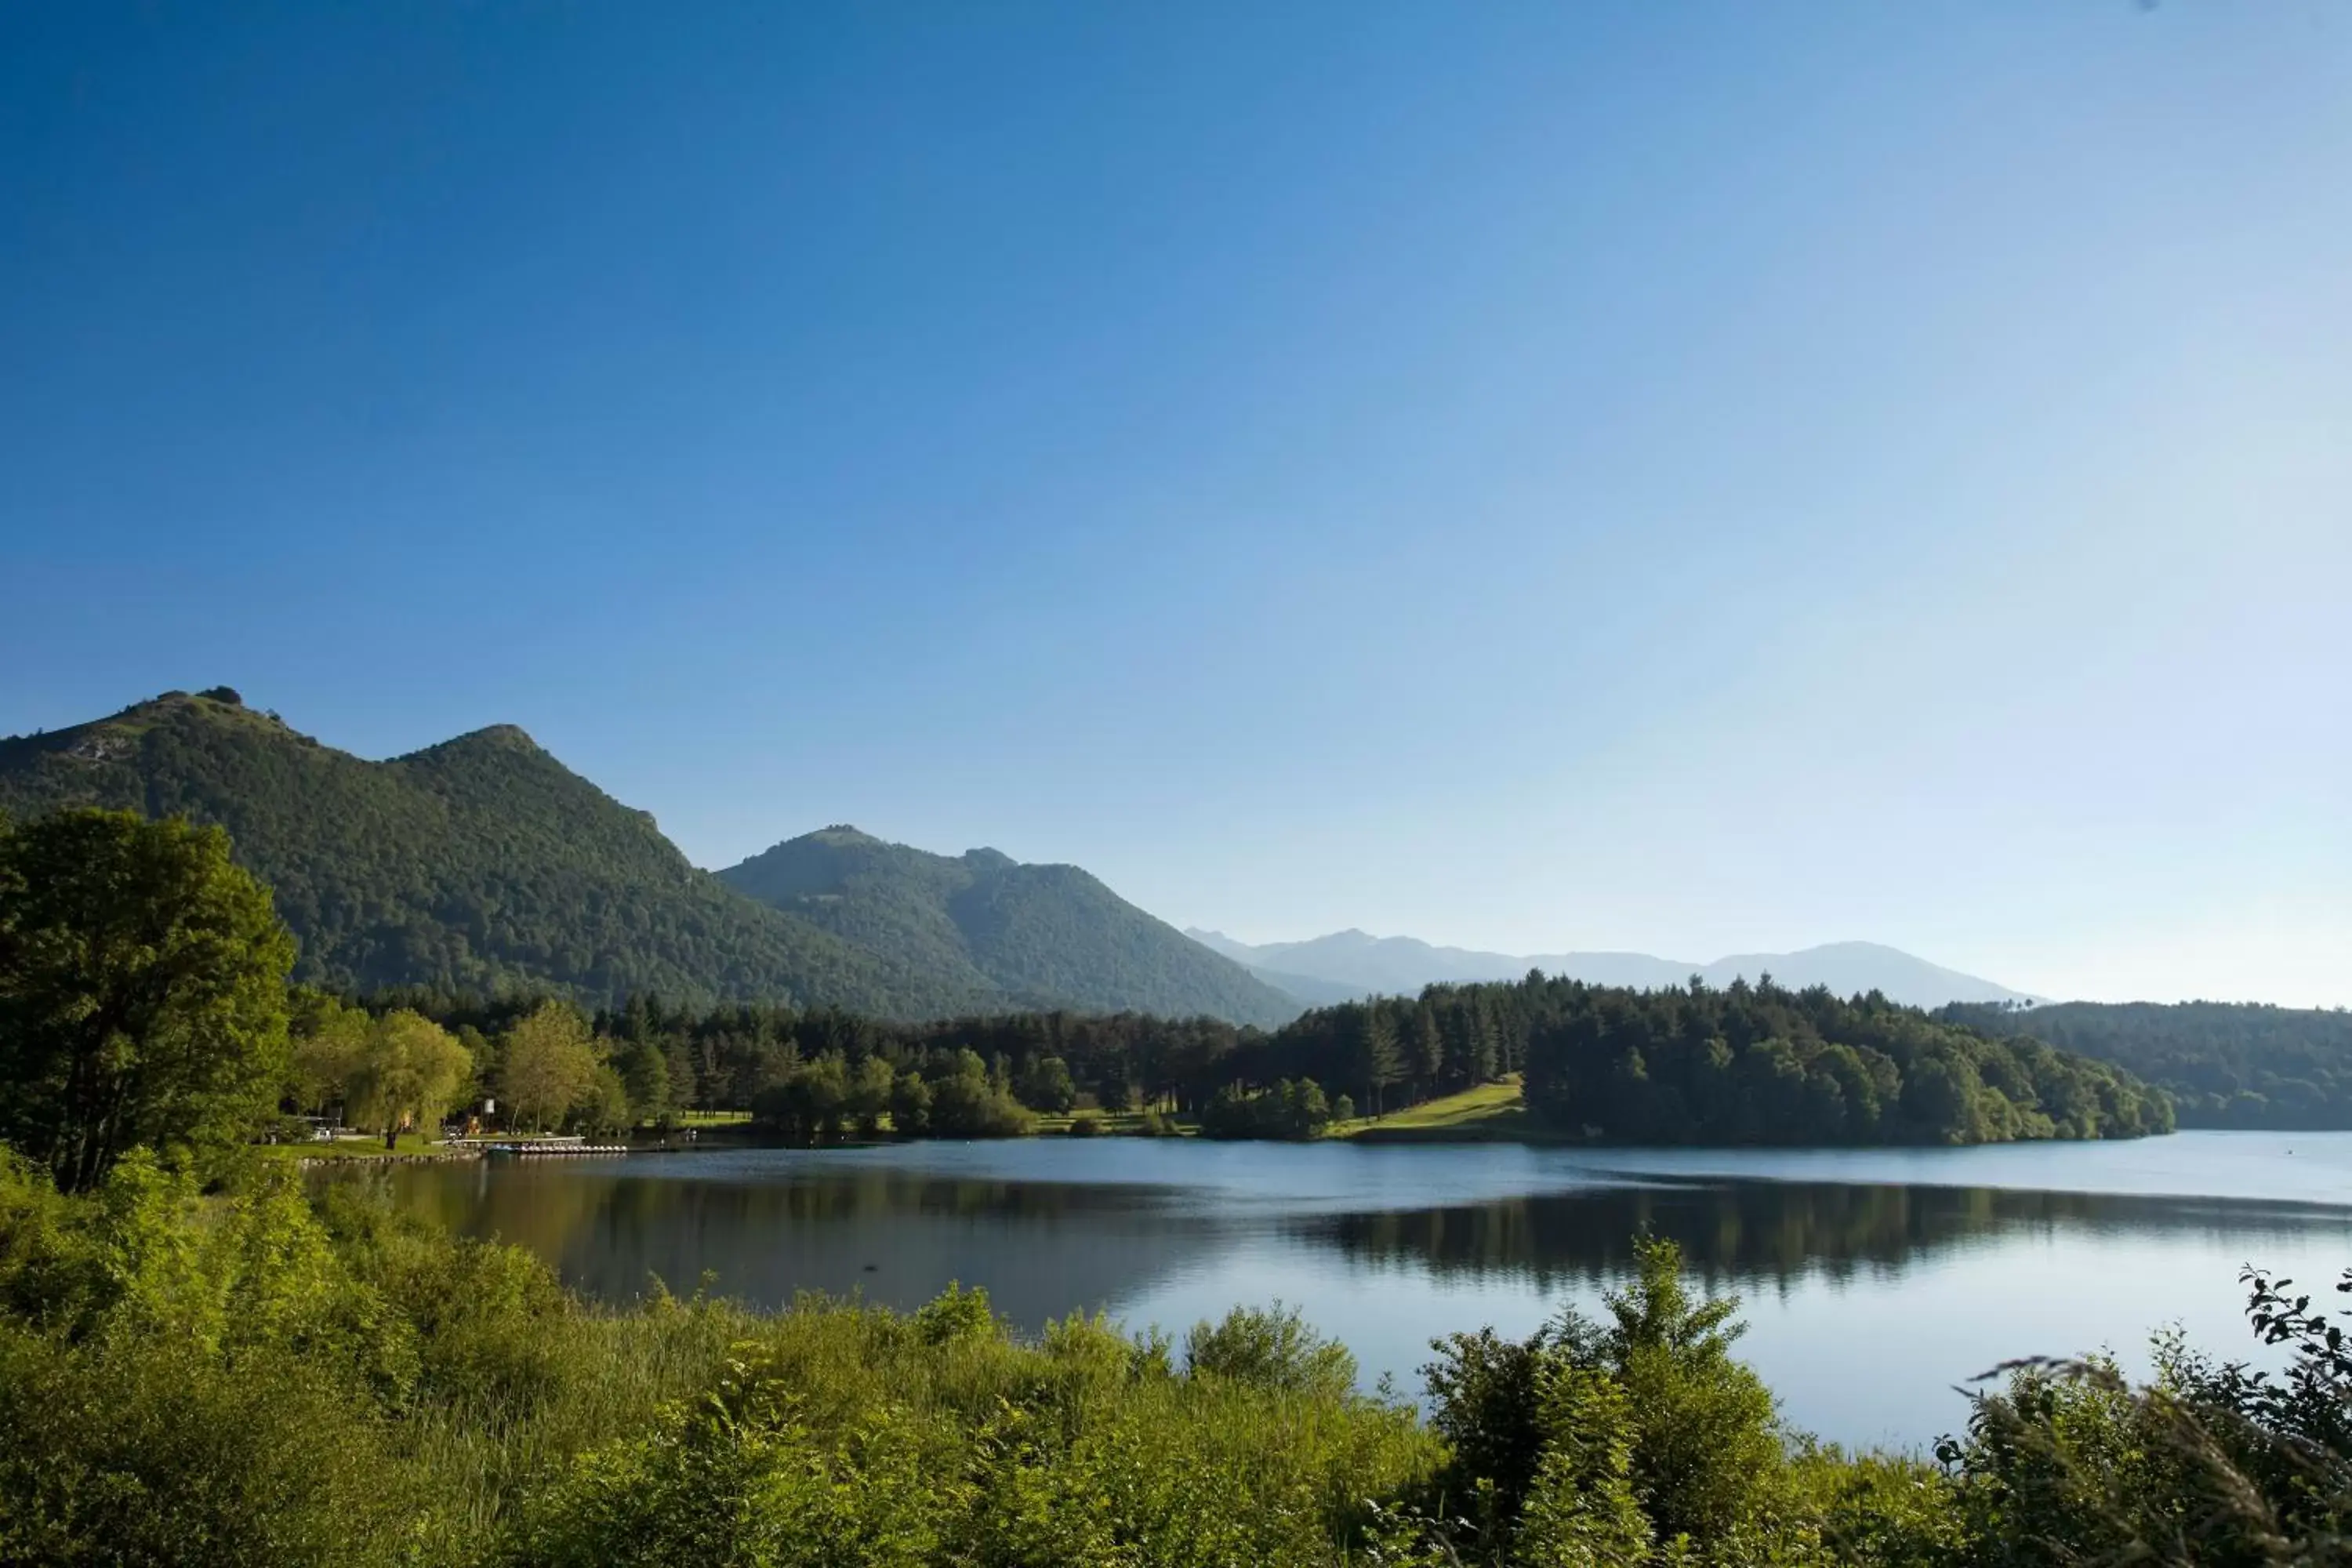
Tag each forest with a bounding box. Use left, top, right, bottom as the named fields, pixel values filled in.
left=338, top=967, right=2170, bottom=1149
left=1944, top=1000, right=2352, bottom=1130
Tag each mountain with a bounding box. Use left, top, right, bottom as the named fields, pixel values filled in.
left=720, top=827, right=1301, bottom=1028
left=1189, top=928, right=2034, bottom=1010
left=1182, top=931, right=1370, bottom=1007
left=0, top=689, right=980, bottom=1014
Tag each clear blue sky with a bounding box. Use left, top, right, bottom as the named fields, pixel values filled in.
left=4, top=4, right=2346, bottom=1006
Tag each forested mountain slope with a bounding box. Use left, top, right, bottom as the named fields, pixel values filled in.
left=0, top=690, right=1298, bottom=1024
left=720, top=826, right=1301, bottom=1028
left=1944, top=1000, right=2352, bottom=1129
left=0, top=691, right=989, bottom=1013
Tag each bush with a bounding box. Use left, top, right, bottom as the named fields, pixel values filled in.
left=1185, top=1304, right=1357, bottom=1400
left=925, top=1072, right=1034, bottom=1138
left=1066, top=1111, right=1104, bottom=1138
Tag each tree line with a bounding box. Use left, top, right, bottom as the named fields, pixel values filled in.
left=374, top=967, right=2165, bottom=1148
left=2, top=809, right=2170, bottom=1200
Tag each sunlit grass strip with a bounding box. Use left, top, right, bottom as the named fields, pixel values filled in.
left=1326, top=1075, right=1530, bottom=1142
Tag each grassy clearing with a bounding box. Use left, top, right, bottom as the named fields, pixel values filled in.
left=1325, top=1076, right=1537, bottom=1142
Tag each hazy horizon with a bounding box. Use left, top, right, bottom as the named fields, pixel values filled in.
left=5, top=5, right=2346, bottom=1009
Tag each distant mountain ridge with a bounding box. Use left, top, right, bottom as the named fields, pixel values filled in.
left=1189, top=927, right=2034, bottom=1010
left=0, top=689, right=1294, bottom=1024
left=720, top=828, right=1299, bottom=1028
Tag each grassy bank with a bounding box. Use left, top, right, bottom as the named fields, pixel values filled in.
left=1326, top=1076, right=1546, bottom=1143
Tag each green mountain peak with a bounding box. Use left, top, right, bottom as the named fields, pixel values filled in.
left=0, top=691, right=1297, bottom=1025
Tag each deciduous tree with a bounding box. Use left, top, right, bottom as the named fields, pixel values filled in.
left=0, top=810, right=295, bottom=1189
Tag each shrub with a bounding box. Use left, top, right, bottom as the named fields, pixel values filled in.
left=1185, top=1303, right=1358, bottom=1400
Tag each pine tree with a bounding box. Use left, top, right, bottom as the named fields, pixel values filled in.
left=1411, top=1003, right=1445, bottom=1098
left=1352, top=1005, right=1403, bottom=1116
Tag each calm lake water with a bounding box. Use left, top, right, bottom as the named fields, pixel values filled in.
left=354, top=1131, right=2352, bottom=1449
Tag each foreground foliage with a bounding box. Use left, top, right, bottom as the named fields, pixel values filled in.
left=0, top=1150, right=1437, bottom=1567
left=4, top=1145, right=2347, bottom=1565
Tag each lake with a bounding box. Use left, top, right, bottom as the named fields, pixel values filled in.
left=354, top=1130, right=2352, bottom=1450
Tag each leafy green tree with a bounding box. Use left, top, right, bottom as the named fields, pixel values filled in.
left=752, top=1054, right=850, bottom=1143
left=1015, top=1054, right=1077, bottom=1112
left=888, top=1069, right=932, bottom=1136
left=925, top=1052, right=1033, bottom=1138
left=349, top=1009, right=471, bottom=1147
left=0, top=810, right=296, bottom=1189
left=615, top=1037, right=673, bottom=1127
left=846, top=1053, right=896, bottom=1137
left=287, top=989, right=371, bottom=1116
left=498, top=1002, right=601, bottom=1131
left=573, top=1062, right=632, bottom=1135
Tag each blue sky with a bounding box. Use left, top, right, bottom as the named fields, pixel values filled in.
left=4, top=3, right=2346, bottom=1005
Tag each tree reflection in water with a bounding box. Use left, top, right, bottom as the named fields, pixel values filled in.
left=1304, top=1179, right=2347, bottom=1294
left=338, top=1151, right=2352, bottom=1330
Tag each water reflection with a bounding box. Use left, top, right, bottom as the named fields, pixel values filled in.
left=1308, top=1180, right=2351, bottom=1293
left=340, top=1137, right=2352, bottom=1445
left=351, top=1142, right=2352, bottom=1323
left=356, top=1157, right=1229, bottom=1328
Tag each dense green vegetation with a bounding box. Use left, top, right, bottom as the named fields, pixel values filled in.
left=1946, top=1000, right=2352, bottom=1129
left=1225, top=976, right=2166, bottom=1145
left=5, top=1149, right=2349, bottom=1565
left=0, top=691, right=1290, bottom=1022
left=1505, top=974, right=2173, bottom=1143
left=723, top=826, right=1300, bottom=1028
left=360, top=971, right=2167, bottom=1148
